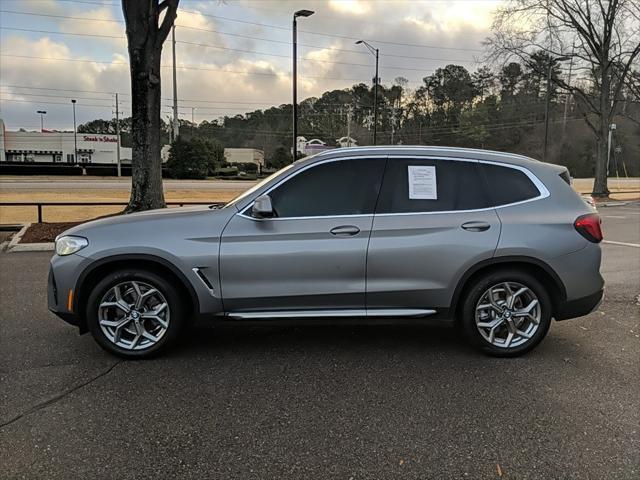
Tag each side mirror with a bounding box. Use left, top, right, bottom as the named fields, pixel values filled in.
left=251, top=194, right=274, bottom=218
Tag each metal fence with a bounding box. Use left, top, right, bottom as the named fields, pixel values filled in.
left=0, top=201, right=223, bottom=223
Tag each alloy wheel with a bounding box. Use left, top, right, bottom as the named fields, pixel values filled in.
left=98, top=280, right=170, bottom=350
left=475, top=281, right=541, bottom=349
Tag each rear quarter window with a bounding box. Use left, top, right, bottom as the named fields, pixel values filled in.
left=376, top=158, right=490, bottom=213
left=481, top=163, right=541, bottom=206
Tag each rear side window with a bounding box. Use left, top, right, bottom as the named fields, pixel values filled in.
left=376, top=158, right=490, bottom=213
left=481, top=164, right=541, bottom=206
left=269, top=158, right=386, bottom=217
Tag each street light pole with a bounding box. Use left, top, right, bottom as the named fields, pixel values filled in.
left=543, top=55, right=570, bottom=162
left=292, top=9, right=314, bottom=161
left=356, top=40, right=379, bottom=145
left=172, top=25, right=179, bottom=139
left=36, top=110, right=47, bottom=132
left=71, top=99, right=78, bottom=164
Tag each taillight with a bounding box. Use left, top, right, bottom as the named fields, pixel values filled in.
left=574, top=214, right=603, bottom=243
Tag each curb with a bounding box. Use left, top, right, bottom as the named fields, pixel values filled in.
left=596, top=201, right=629, bottom=207
left=6, top=223, right=55, bottom=252
left=9, top=242, right=55, bottom=252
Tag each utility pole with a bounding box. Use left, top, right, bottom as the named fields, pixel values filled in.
left=292, top=9, right=315, bottom=160
left=606, top=123, right=616, bottom=175
left=71, top=99, right=78, bottom=164
left=191, top=107, right=196, bottom=124
left=543, top=55, right=570, bottom=162
left=391, top=106, right=396, bottom=145
left=172, top=25, right=179, bottom=139
left=562, top=45, right=575, bottom=135
left=346, top=105, right=352, bottom=147
left=115, top=93, right=121, bottom=177
left=356, top=40, right=379, bottom=145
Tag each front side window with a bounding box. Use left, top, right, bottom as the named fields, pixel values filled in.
left=268, top=158, right=386, bottom=218
left=481, top=163, right=541, bottom=206
left=376, top=158, right=490, bottom=214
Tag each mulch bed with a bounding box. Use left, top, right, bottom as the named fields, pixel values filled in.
left=20, top=222, right=82, bottom=243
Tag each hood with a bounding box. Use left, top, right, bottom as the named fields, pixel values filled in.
left=63, top=205, right=226, bottom=237
left=59, top=204, right=238, bottom=255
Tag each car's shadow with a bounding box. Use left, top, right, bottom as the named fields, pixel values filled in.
left=169, top=321, right=473, bottom=359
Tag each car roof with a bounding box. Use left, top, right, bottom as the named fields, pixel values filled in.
left=304, top=145, right=549, bottom=170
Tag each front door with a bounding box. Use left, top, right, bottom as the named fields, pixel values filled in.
left=220, top=157, right=387, bottom=315
left=366, top=157, right=501, bottom=312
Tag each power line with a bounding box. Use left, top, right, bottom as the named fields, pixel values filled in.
left=174, top=24, right=477, bottom=63
left=1, top=98, right=114, bottom=108
left=0, top=54, right=428, bottom=83
left=0, top=8, right=483, bottom=53
left=0, top=91, right=114, bottom=101
left=0, top=9, right=122, bottom=22
left=177, top=40, right=474, bottom=68
left=0, top=25, right=473, bottom=69
left=1, top=85, right=128, bottom=95
left=177, top=9, right=484, bottom=53
left=1, top=26, right=122, bottom=38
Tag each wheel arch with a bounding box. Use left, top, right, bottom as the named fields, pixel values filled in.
left=74, top=254, right=200, bottom=334
left=452, top=256, right=567, bottom=318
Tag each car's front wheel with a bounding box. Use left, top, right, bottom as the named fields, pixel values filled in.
left=461, top=269, right=552, bottom=357
left=86, top=269, right=184, bottom=358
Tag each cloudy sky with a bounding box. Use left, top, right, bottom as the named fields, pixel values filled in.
left=0, top=0, right=501, bottom=131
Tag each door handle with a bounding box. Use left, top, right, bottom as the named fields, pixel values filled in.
left=461, top=221, right=491, bottom=232
left=330, top=225, right=360, bottom=236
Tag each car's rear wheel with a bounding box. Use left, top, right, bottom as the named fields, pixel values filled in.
left=86, top=269, right=184, bottom=358
left=461, top=270, right=552, bottom=357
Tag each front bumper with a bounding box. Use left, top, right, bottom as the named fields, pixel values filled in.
left=554, top=289, right=604, bottom=320
left=48, top=264, right=80, bottom=326
left=48, top=253, right=90, bottom=330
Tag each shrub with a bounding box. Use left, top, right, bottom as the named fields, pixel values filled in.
left=166, top=137, right=224, bottom=179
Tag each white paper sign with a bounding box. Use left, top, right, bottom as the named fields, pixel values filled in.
left=408, top=165, right=437, bottom=200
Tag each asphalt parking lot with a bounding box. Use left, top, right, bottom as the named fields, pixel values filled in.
left=1, top=203, right=638, bottom=479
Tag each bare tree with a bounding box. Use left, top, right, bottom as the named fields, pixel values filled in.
left=487, top=0, right=640, bottom=196
left=122, top=0, right=179, bottom=212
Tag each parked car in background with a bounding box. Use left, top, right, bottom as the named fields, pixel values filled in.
left=48, top=146, right=604, bottom=358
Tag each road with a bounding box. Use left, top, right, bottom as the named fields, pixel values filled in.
left=1, top=176, right=638, bottom=192
left=1, top=204, right=638, bottom=479
left=0, top=177, right=258, bottom=191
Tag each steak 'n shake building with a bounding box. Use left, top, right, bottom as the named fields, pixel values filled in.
left=0, top=119, right=131, bottom=164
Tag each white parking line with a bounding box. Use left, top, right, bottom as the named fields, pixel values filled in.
left=603, top=240, right=640, bottom=248
left=603, top=215, right=626, bottom=219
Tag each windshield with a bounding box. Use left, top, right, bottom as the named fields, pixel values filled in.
left=223, top=162, right=298, bottom=209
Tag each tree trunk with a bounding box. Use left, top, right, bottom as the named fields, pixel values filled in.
left=127, top=45, right=166, bottom=211
left=122, top=0, right=178, bottom=213
left=592, top=52, right=611, bottom=198
left=592, top=135, right=609, bottom=197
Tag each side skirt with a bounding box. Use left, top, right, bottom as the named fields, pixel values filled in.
left=225, top=308, right=436, bottom=320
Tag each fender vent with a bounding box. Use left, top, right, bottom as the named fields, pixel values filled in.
left=192, top=267, right=214, bottom=291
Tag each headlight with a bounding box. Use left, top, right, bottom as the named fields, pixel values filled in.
left=55, top=236, right=88, bottom=256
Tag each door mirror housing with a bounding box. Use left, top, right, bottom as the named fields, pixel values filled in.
left=251, top=194, right=274, bottom=218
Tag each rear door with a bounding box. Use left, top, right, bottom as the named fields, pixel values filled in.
left=366, top=156, right=501, bottom=312
left=220, top=157, right=386, bottom=314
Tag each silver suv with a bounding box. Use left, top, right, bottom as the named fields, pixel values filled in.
left=48, top=147, right=604, bottom=358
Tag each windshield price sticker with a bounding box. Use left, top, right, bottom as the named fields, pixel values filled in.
left=408, top=165, right=437, bottom=200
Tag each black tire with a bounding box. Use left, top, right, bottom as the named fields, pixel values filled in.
left=460, top=269, right=552, bottom=357
left=86, top=269, right=185, bottom=359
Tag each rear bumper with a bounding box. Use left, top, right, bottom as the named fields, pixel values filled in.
left=554, top=289, right=604, bottom=320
